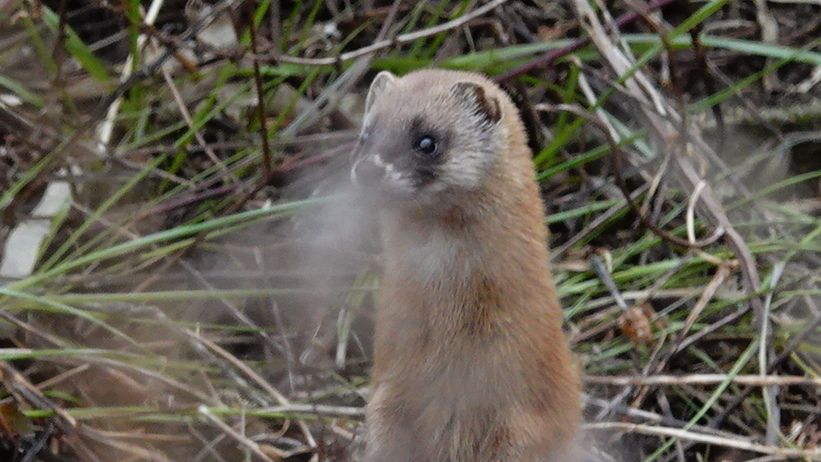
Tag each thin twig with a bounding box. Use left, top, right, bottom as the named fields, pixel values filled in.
left=198, top=406, right=280, bottom=462
left=759, top=262, right=785, bottom=445
left=266, top=0, right=510, bottom=65
left=160, top=63, right=235, bottom=179
left=535, top=103, right=724, bottom=248
left=584, top=422, right=820, bottom=458
left=257, top=403, right=365, bottom=419
left=97, top=0, right=166, bottom=153
left=184, top=328, right=318, bottom=449
left=589, top=254, right=629, bottom=311
left=709, top=311, right=821, bottom=427
left=585, top=374, right=821, bottom=387
left=248, top=5, right=273, bottom=184
left=496, top=0, right=678, bottom=82
left=0, top=361, right=77, bottom=429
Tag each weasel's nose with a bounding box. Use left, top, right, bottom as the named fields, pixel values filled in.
left=350, top=157, right=386, bottom=187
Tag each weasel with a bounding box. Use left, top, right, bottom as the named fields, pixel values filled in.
left=351, top=69, right=582, bottom=461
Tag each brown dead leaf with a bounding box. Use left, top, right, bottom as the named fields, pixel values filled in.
left=0, top=401, right=34, bottom=438
left=618, top=303, right=659, bottom=345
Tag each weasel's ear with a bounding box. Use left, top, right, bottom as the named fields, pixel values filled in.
left=365, top=71, right=396, bottom=113
left=451, top=81, right=502, bottom=124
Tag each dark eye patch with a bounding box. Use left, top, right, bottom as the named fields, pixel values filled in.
left=405, top=115, right=449, bottom=187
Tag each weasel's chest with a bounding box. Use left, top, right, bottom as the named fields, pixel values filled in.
left=387, top=338, right=518, bottom=416
left=381, top=212, right=492, bottom=284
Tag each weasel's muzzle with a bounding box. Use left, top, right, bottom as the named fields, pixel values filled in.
left=350, top=156, right=386, bottom=187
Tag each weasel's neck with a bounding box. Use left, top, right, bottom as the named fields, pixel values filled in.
left=378, top=176, right=561, bottom=339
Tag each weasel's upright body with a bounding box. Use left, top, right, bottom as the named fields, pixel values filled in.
left=351, top=70, right=581, bottom=461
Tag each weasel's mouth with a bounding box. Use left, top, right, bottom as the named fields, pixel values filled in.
left=350, top=156, right=385, bottom=188
left=350, top=155, right=417, bottom=197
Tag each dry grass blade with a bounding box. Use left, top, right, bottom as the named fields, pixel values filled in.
left=198, top=406, right=280, bottom=462
left=585, top=374, right=821, bottom=387
left=585, top=422, right=821, bottom=458
left=0, top=0, right=817, bottom=460
left=269, top=0, right=511, bottom=65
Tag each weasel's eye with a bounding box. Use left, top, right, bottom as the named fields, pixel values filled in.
left=414, top=135, right=437, bottom=156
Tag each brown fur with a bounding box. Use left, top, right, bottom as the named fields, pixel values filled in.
left=360, top=70, right=581, bottom=461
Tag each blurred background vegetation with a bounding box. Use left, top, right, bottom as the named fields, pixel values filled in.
left=0, top=0, right=819, bottom=461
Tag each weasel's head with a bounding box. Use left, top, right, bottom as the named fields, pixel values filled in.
left=350, top=70, right=508, bottom=208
